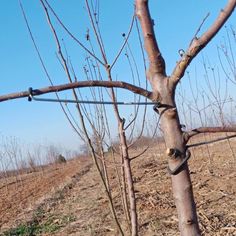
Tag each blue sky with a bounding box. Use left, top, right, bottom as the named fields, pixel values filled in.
left=0, top=1, right=235, bottom=153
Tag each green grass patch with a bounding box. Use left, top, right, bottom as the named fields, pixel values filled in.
left=2, top=213, right=76, bottom=236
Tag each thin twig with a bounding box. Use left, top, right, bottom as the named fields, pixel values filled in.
left=187, top=134, right=236, bottom=148
left=186, top=126, right=236, bottom=140
left=85, top=0, right=107, bottom=64
left=19, top=0, right=82, bottom=138
left=43, top=0, right=106, bottom=67
left=110, top=14, right=135, bottom=69
left=190, top=12, right=210, bottom=46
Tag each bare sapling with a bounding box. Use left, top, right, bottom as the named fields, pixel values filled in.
left=135, top=0, right=235, bottom=235
left=0, top=1, right=236, bottom=235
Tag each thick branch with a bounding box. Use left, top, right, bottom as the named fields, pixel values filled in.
left=135, top=0, right=166, bottom=76
left=172, top=0, right=236, bottom=82
left=186, top=126, right=236, bottom=141
left=0, top=80, right=153, bottom=103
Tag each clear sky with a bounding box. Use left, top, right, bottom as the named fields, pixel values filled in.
left=1, top=1, right=235, bottom=154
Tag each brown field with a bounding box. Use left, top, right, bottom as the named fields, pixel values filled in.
left=0, top=135, right=236, bottom=236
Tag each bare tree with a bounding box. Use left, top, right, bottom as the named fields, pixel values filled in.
left=1, top=1, right=236, bottom=236
left=135, top=1, right=235, bottom=235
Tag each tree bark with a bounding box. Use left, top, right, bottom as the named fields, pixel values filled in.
left=135, top=0, right=201, bottom=235
left=136, top=0, right=235, bottom=234
left=159, top=88, right=201, bottom=235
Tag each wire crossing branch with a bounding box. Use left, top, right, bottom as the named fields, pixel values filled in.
left=1, top=0, right=235, bottom=236
left=0, top=80, right=153, bottom=103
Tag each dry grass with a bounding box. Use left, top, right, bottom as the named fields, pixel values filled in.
left=0, top=136, right=236, bottom=235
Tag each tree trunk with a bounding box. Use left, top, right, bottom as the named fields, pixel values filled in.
left=150, top=76, right=201, bottom=235
left=159, top=91, right=201, bottom=235
left=119, top=120, right=138, bottom=236
left=135, top=0, right=201, bottom=234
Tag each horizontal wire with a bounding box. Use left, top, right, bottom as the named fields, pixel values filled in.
left=29, top=94, right=155, bottom=106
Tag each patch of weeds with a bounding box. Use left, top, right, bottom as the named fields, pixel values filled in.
left=2, top=214, right=77, bottom=236
left=41, top=214, right=77, bottom=233
left=2, top=220, right=40, bottom=236
left=40, top=216, right=61, bottom=234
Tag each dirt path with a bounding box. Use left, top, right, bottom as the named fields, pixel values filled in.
left=41, top=164, right=120, bottom=236
left=0, top=158, right=91, bottom=233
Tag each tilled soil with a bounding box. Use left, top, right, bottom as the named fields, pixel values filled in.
left=0, top=137, right=236, bottom=235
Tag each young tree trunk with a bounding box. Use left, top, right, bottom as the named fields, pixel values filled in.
left=135, top=0, right=201, bottom=235
left=136, top=0, right=235, bottom=234
left=107, top=67, right=138, bottom=236
left=119, top=120, right=138, bottom=236
left=3, top=1, right=235, bottom=235
left=149, top=73, right=201, bottom=235
left=158, top=83, right=200, bottom=235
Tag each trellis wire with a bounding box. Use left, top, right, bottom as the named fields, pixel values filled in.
left=28, top=88, right=155, bottom=106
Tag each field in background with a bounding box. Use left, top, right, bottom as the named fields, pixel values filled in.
left=0, top=135, right=235, bottom=236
